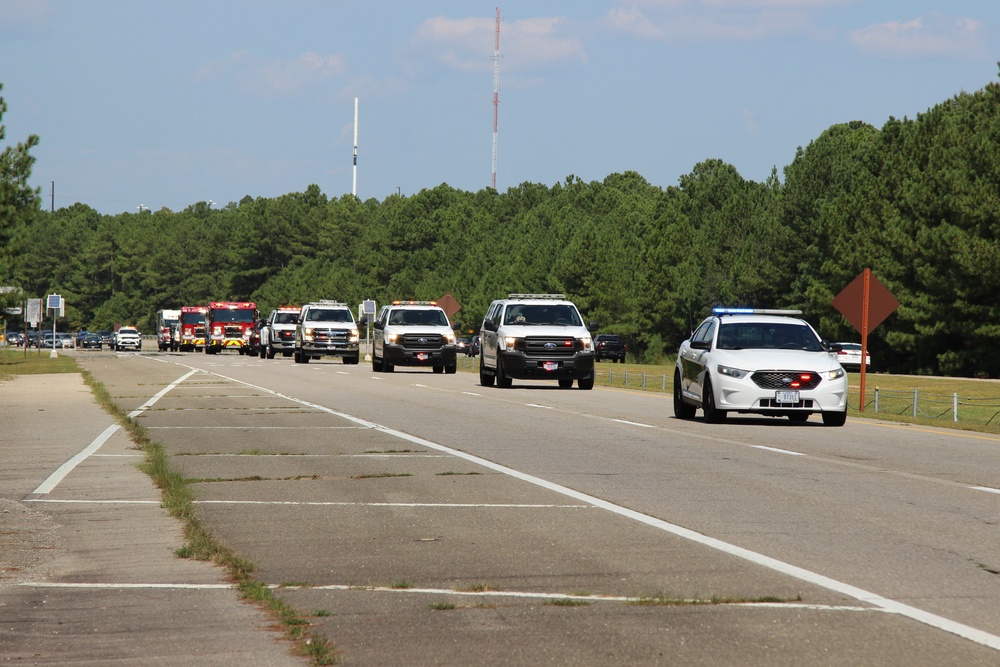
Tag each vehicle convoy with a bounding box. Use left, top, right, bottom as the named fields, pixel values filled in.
left=205, top=301, right=258, bottom=355
left=479, top=293, right=597, bottom=389
left=260, top=306, right=301, bottom=359
left=293, top=301, right=360, bottom=364
left=177, top=306, right=208, bottom=352
left=372, top=300, right=457, bottom=373
left=114, top=326, right=142, bottom=351
left=156, top=309, right=181, bottom=352
left=594, top=334, right=627, bottom=363
left=673, top=307, right=848, bottom=426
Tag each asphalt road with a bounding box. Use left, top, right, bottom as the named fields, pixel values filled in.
left=22, top=350, right=1000, bottom=664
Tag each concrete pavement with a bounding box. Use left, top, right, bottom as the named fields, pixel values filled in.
left=0, top=370, right=304, bottom=666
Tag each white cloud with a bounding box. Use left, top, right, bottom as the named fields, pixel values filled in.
left=412, top=14, right=586, bottom=73
left=604, top=0, right=826, bottom=41
left=195, top=51, right=347, bottom=97
left=848, top=13, right=985, bottom=58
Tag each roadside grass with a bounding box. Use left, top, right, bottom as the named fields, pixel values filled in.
left=78, top=368, right=340, bottom=666
left=0, top=349, right=79, bottom=378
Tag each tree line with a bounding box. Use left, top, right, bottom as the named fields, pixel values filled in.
left=3, top=81, right=1000, bottom=377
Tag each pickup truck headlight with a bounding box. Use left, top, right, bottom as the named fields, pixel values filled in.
left=387, top=333, right=400, bottom=344
left=303, top=328, right=315, bottom=341
left=349, top=330, right=359, bottom=343
left=579, top=336, right=593, bottom=351
left=502, top=336, right=520, bottom=350
left=445, top=333, right=456, bottom=345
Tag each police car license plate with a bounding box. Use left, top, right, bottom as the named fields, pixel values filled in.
left=775, top=391, right=799, bottom=404
left=543, top=361, right=559, bottom=372
left=416, top=353, right=428, bottom=361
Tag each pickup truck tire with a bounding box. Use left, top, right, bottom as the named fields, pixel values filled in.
left=445, top=363, right=456, bottom=374
left=479, top=357, right=495, bottom=387
left=578, top=375, right=594, bottom=390
left=266, top=344, right=276, bottom=359
left=433, top=366, right=444, bottom=374
left=496, top=355, right=512, bottom=388
left=558, top=379, right=573, bottom=389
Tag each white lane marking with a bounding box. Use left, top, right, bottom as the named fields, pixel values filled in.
left=971, top=486, right=1000, bottom=495
left=11, top=580, right=885, bottom=610
left=752, top=445, right=806, bottom=457
left=612, top=419, right=656, bottom=428
left=147, top=425, right=363, bottom=430
left=195, top=500, right=587, bottom=508
left=26, top=499, right=160, bottom=504
left=162, top=362, right=1000, bottom=653
left=462, top=392, right=481, bottom=397
left=370, top=376, right=383, bottom=381
left=413, top=383, right=428, bottom=388
left=28, top=369, right=200, bottom=497
left=525, top=403, right=554, bottom=410
left=337, top=371, right=349, bottom=375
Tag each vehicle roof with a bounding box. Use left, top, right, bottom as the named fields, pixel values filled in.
left=710, top=314, right=809, bottom=326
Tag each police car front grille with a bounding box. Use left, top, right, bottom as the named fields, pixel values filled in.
left=751, top=371, right=822, bottom=391
left=277, top=330, right=295, bottom=341
left=522, top=337, right=577, bottom=357
left=401, top=333, right=443, bottom=349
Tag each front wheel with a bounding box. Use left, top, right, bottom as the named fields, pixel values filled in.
left=578, top=375, right=594, bottom=390
left=433, top=366, right=444, bottom=374
left=445, top=363, right=457, bottom=375
left=702, top=379, right=727, bottom=423
left=558, top=378, right=574, bottom=389
left=479, top=357, right=495, bottom=387
left=673, top=371, right=696, bottom=419
left=822, top=410, right=847, bottom=427
left=496, top=355, right=512, bottom=388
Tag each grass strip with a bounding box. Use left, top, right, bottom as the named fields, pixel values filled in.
left=79, top=368, right=340, bottom=665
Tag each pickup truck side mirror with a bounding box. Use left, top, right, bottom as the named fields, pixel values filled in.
left=588, top=321, right=599, bottom=332
left=482, top=320, right=497, bottom=332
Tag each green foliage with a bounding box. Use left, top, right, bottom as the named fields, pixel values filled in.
left=6, top=79, right=1000, bottom=377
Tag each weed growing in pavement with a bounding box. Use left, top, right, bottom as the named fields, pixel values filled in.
left=628, top=594, right=798, bottom=606
left=456, top=583, right=500, bottom=592
left=79, top=369, right=340, bottom=666
left=391, top=580, right=414, bottom=589
left=314, top=609, right=332, bottom=617
left=430, top=602, right=457, bottom=610
left=436, top=471, right=482, bottom=476
left=546, top=598, right=591, bottom=607
left=351, top=472, right=413, bottom=479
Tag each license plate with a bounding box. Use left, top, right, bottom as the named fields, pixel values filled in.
left=543, top=361, right=559, bottom=372
left=416, top=352, right=428, bottom=361
left=775, top=390, right=800, bottom=404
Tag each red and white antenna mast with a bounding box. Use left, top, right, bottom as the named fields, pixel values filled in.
left=491, top=6, right=501, bottom=190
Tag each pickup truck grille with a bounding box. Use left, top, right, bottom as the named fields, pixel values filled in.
left=522, top=337, right=578, bottom=357
left=311, top=329, right=350, bottom=342
left=751, top=371, right=822, bottom=391
left=276, top=329, right=295, bottom=341
left=401, top=333, right=443, bottom=350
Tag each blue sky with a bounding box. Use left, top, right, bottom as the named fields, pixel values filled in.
left=1, top=0, right=997, bottom=215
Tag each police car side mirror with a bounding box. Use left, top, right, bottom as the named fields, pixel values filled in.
left=483, top=320, right=498, bottom=332
left=690, top=340, right=710, bottom=350
left=373, top=320, right=384, bottom=330
left=588, top=321, right=599, bottom=332
left=824, top=341, right=842, bottom=353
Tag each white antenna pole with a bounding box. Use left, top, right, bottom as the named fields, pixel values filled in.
left=352, top=97, right=359, bottom=197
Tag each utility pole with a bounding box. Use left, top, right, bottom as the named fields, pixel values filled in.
left=50, top=181, right=54, bottom=212
left=352, top=97, right=359, bottom=198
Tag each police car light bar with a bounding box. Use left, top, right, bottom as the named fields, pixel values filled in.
left=712, top=307, right=803, bottom=316
left=507, top=293, right=566, bottom=300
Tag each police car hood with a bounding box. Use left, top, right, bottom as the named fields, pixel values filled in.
left=712, top=347, right=841, bottom=373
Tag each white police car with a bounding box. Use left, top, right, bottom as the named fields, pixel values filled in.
left=674, top=308, right=848, bottom=426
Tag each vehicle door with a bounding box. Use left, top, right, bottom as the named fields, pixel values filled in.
left=373, top=307, right=388, bottom=359
left=680, top=320, right=715, bottom=401
left=480, top=302, right=501, bottom=370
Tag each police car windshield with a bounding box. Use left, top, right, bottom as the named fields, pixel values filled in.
left=274, top=312, right=299, bottom=324
left=717, top=322, right=823, bottom=352
left=504, top=304, right=582, bottom=326
left=388, top=309, right=448, bottom=326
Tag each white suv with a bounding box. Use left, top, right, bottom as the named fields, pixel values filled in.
left=293, top=301, right=360, bottom=364
left=674, top=308, right=848, bottom=426
left=372, top=301, right=457, bottom=373
left=260, top=306, right=300, bottom=359
left=479, top=294, right=596, bottom=389
left=114, top=326, right=142, bottom=351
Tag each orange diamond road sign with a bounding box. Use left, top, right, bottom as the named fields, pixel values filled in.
left=437, top=293, right=461, bottom=321
left=832, top=268, right=899, bottom=412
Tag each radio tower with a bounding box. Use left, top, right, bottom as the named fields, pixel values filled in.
left=491, top=6, right=501, bottom=190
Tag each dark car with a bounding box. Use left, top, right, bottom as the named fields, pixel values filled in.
left=97, top=330, right=114, bottom=346
left=78, top=333, right=103, bottom=350
left=594, top=334, right=626, bottom=363
left=469, top=334, right=480, bottom=357
left=6, top=331, right=24, bottom=347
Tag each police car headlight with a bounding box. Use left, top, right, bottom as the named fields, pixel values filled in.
left=503, top=336, right=519, bottom=350
left=717, top=364, right=749, bottom=379
left=349, top=330, right=359, bottom=343
left=579, top=336, right=593, bottom=351
left=303, top=328, right=315, bottom=341
left=387, top=333, right=400, bottom=344
left=445, top=333, right=456, bottom=345
left=825, top=368, right=846, bottom=380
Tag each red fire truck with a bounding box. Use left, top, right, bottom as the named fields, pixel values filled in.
left=178, top=306, right=209, bottom=352
left=205, top=301, right=258, bottom=355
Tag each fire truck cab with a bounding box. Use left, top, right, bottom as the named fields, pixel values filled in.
left=205, top=301, right=258, bottom=355
left=178, top=306, right=208, bottom=352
